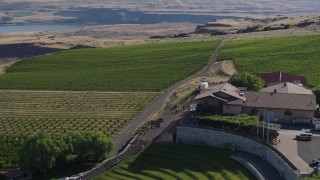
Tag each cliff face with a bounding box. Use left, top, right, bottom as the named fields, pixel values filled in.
left=0, top=43, right=62, bottom=59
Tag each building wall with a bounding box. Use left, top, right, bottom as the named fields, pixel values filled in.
left=195, top=97, right=223, bottom=111
left=177, top=126, right=299, bottom=180
left=242, top=107, right=314, bottom=123
left=223, top=105, right=242, bottom=115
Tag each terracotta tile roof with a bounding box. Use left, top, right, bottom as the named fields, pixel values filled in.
left=241, top=91, right=316, bottom=111
left=258, top=72, right=308, bottom=87
left=260, top=82, right=313, bottom=94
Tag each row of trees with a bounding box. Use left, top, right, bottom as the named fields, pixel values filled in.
left=19, top=132, right=114, bottom=171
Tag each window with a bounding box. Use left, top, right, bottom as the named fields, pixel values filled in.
left=251, top=109, right=258, bottom=114
left=284, top=111, right=292, bottom=116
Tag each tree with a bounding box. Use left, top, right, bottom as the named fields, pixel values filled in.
left=19, top=133, right=62, bottom=171
left=19, top=132, right=114, bottom=171
left=313, top=85, right=320, bottom=104
left=70, top=132, right=114, bottom=162
left=228, top=72, right=264, bottom=91
left=91, top=132, right=114, bottom=161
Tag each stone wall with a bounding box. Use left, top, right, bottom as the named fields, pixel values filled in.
left=177, top=126, right=299, bottom=180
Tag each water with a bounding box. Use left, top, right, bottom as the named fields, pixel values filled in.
left=0, top=24, right=82, bottom=34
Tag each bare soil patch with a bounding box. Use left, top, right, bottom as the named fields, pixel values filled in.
left=210, top=60, right=237, bottom=77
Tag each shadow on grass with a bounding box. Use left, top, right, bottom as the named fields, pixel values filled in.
left=32, top=162, right=95, bottom=180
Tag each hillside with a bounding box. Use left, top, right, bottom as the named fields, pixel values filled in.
left=0, top=41, right=219, bottom=91
left=218, top=35, right=320, bottom=87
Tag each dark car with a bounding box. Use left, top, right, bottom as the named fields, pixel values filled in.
left=296, top=133, right=312, bottom=141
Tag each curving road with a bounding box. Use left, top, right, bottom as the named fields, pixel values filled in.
left=111, top=40, right=226, bottom=155
left=233, top=152, right=284, bottom=180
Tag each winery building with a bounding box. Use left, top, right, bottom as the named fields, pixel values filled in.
left=194, top=82, right=317, bottom=123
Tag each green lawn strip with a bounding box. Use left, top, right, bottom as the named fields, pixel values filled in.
left=145, top=145, right=246, bottom=179
left=142, top=169, right=178, bottom=180
left=0, top=41, right=219, bottom=91
left=218, top=35, right=320, bottom=87
left=114, top=164, right=155, bottom=180
left=109, top=168, right=145, bottom=180
left=94, top=144, right=254, bottom=180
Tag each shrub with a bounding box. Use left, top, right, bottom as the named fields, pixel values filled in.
left=195, top=112, right=259, bottom=126
left=228, top=72, right=264, bottom=91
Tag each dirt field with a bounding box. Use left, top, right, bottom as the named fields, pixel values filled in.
left=0, top=23, right=198, bottom=48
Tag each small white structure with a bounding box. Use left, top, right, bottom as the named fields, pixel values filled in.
left=315, top=120, right=320, bottom=131
left=199, top=81, right=209, bottom=90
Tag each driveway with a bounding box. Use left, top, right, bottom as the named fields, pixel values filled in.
left=233, top=152, right=284, bottom=180
left=111, top=41, right=225, bottom=155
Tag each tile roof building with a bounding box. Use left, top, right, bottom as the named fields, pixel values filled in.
left=260, top=82, right=313, bottom=94
left=258, top=72, right=308, bottom=87
left=194, top=83, right=316, bottom=123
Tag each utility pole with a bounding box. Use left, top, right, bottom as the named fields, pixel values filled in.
left=257, top=112, right=259, bottom=138
left=267, top=117, right=270, bottom=143
left=262, top=121, right=265, bottom=140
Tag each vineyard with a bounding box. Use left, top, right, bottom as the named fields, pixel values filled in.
left=0, top=41, right=219, bottom=91
left=0, top=90, right=158, bottom=136
left=218, top=35, right=320, bottom=87
left=94, top=143, right=254, bottom=180
left=0, top=90, right=158, bottom=169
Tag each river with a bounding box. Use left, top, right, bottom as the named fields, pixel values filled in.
left=0, top=24, right=82, bottom=34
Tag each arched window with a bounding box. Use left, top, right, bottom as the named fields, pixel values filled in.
left=284, top=111, right=292, bottom=116
left=251, top=109, right=258, bottom=115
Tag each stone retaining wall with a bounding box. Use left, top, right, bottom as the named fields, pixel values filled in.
left=176, top=126, right=299, bottom=180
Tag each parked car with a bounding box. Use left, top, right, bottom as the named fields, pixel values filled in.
left=296, top=132, right=312, bottom=141
left=313, top=158, right=320, bottom=165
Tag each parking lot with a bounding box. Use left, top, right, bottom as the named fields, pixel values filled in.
left=297, top=135, right=320, bottom=165
left=276, top=129, right=314, bottom=174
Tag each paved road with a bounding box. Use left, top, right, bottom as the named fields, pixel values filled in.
left=233, top=152, right=284, bottom=180
left=143, top=110, right=187, bottom=142
left=111, top=41, right=226, bottom=155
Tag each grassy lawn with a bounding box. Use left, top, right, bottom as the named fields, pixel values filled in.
left=94, top=143, right=255, bottom=180
left=218, top=35, right=320, bottom=87
left=0, top=41, right=219, bottom=91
